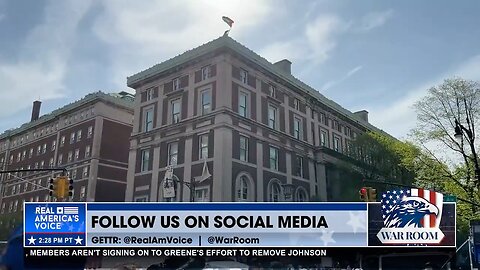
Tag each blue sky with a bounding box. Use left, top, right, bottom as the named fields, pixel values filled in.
left=1, top=0, right=479, bottom=139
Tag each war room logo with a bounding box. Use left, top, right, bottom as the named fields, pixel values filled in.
left=376, top=188, right=445, bottom=244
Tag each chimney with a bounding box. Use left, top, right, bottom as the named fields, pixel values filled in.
left=273, top=59, right=292, bottom=74
left=31, top=101, right=41, bottom=122
left=354, top=110, right=369, bottom=123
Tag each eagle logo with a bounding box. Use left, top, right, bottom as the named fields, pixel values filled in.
left=384, top=197, right=439, bottom=228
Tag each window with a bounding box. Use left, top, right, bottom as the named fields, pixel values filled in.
left=194, top=187, right=209, bottom=202
left=296, top=188, right=308, bottom=202
left=80, top=186, right=86, bottom=199
left=171, top=99, right=181, bottom=124
left=74, top=149, right=80, bottom=160
left=67, top=151, right=73, bottom=163
left=49, top=158, right=54, bottom=167
left=269, top=147, right=279, bottom=171
left=22, top=151, right=26, bottom=160
left=24, top=182, right=28, bottom=192
left=295, top=156, right=303, bottom=178
left=269, top=84, right=276, bottom=98
left=168, top=142, right=178, bottom=165
left=36, top=146, right=41, bottom=155
left=146, top=88, right=154, bottom=101
left=333, top=120, right=339, bottom=131
left=239, top=136, right=249, bottom=162
left=333, top=136, right=341, bottom=152
left=8, top=202, right=12, bottom=213
left=268, top=105, right=277, bottom=129
left=42, top=143, right=47, bottom=154
left=269, top=181, right=282, bottom=202
left=83, top=167, right=89, bottom=177
left=77, top=130, right=82, bottom=141
left=320, top=130, right=328, bottom=147
left=173, top=78, right=180, bottom=91
left=13, top=200, right=18, bottom=212
left=201, top=90, right=211, bottom=115
left=140, top=149, right=150, bottom=172
left=71, top=169, right=77, bottom=180
left=29, top=148, right=33, bottom=158
left=144, top=108, right=154, bottom=132
left=60, top=136, right=65, bottom=146
left=236, top=176, right=249, bottom=201
left=199, top=134, right=209, bottom=159
left=40, top=160, right=44, bottom=168
left=58, top=154, right=63, bottom=165
left=346, top=127, right=352, bottom=137
left=293, top=117, right=302, bottom=140
left=9, top=155, right=13, bottom=164
left=70, top=132, right=75, bottom=144
left=34, top=162, right=38, bottom=169
left=240, top=69, right=248, bottom=84
left=294, top=98, right=300, bottom=110
left=85, top=145, right=91, bottom=158
left=87, top=126, right=93, bottom=138
left=239, top=91, right=248, bottom=117
left=201, top=65, right=211, bottom=80
left=51, top=140, right=56, bottom=151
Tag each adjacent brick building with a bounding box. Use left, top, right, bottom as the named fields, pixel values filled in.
left=0, top=92, right=134, bottom=220
left=125, top=35, right=390, bottom=203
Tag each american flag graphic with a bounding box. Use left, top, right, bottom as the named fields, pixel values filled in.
left=381, top=188, right=443, bottom=228
left=61, top=206, right=79, bottom=215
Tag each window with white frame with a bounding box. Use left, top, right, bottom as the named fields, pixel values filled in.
left=239, top=136, right=249, bottom=162
left=60, top=136, right=65, bottom=146
left=268, top=105, right=277, bottom=129
left=49, top=158, right=54, bottom=167
left=144, top=108, right=154, bottom=132
left=269, top=84, right=276, bottom=98
left=295, top=188, right=308, bottom=202
left=239, top=91, right=248, bottom=117
left=40, top=160, right=44, bottom=168
left=199, top=134, right=208, bottom=160
left=201, top=65, right=211, bottom=80
left=42, top=143, right=46, bottom=154
left=320, top=130, right=328, bottom=147
left=240, top=69, right=248, bottom=84
left=146, top=88, right=154, bottom=101
left=171, top=99, right=181, bottom=124
left=173, top=78, right=180, bottom=91
left=168, top=142, right=178, bottom=166
left=333, top=136, right=341, bottom=152
left=87, top=126, right=93, bottom=138
left=34, top=162, right=38, bottom=169
left=36, top=146, right=41, bottom=155
left=80, top=186, right=86, bottom=199
left=194, top=187, right=209, bottom=202
left=77, top=130, right=82, bottom=141
left=269, top=146, right=279, bottom=171
left=268, top=181, right=282, bottom=202
left=58, top=154, right=63, bottom=165
left=140, top=149, right=150, bottom=172
left=51, top=140, right=56, bottom=151
left=67, top=151, right=73, bottom=163
left=295, top=156, right=303, bottom=178
left=29, top=148, right=33, bottom=158
left=293, top=117, right=302, bottom=140
left=83, top=167, right=89, bottom=177
left=22, top=150, right=26, bottom=160
left=85, top=145, right=91, bottom=158
left=70, top=132, right=75, bottom=144
left=236, top=175, right=250, bottom=201
left=74, top=149, right=79, bottom=160
left=201, top=89, right=211, bottom=115
left=71, top=169, right=77, bottom=180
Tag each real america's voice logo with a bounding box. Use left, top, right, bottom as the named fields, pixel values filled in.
left=376, top=188, right=445, bottom=245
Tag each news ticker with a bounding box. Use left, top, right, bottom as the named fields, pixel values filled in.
left=23, top=200, right=456, bottom=248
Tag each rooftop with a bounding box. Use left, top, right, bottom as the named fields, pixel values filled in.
left=0, top=91, right=134, bottom=140
left=127, top=35, right=387, bottom=135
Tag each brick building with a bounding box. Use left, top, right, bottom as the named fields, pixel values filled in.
left=0, top=92, right=134, bottom=221
left=125, top=35, right=389, bottom=203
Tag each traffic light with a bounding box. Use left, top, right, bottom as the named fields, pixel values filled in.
left=68, top=178, right=74, bottom=197
left=49, top=178, right=54, bottom=197
left=367, top=188, right=377, bottom=202
left=54, top=176, right=69, bottom=199
left=359, top=187, right=368, bottom=202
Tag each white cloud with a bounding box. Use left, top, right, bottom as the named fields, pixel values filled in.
left=322, top=65, right=363, bottom=90
left=259, top=14, right=348, bottom=65
left=93, top=0, right=275, bottom=88
left=0, top=0, right=93, bottom=119
left=357, top=9, right=394, bottom=32
left=368, top=54, right=480, bottom=139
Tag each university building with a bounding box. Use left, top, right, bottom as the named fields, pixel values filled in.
left=0, top=92, right=134, bottom=221
left=125, top=35, right=387, bottom=203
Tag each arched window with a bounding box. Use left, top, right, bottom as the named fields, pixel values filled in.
left=295, top=187, right=308, bottom=202
left=268, top=180, right=282, bottom=202
left=235, top=173, right=254, bottom=202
